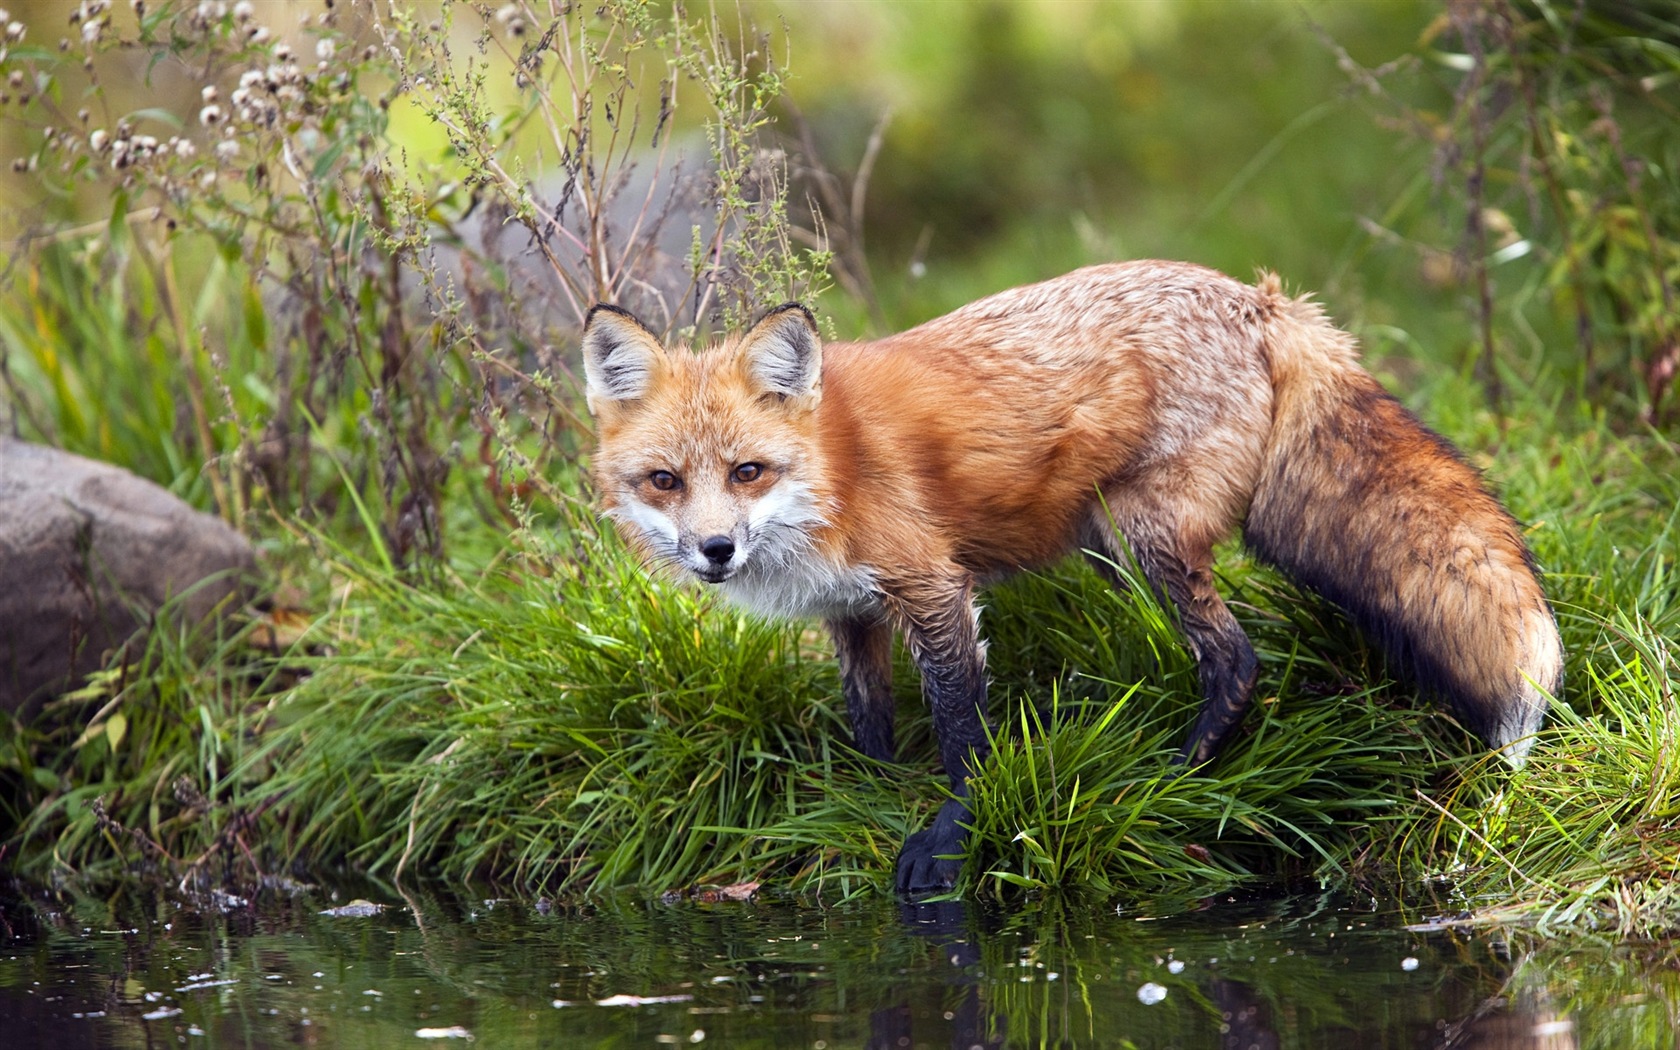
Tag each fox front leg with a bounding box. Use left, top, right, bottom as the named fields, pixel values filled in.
left=882, top=571, right=992, bottom=896
left=828, top=614, right=897, bottom=763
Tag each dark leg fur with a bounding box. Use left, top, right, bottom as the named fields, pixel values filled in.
left=828, top=614, right=897, bottom=763
left=1136, top=544, right=1258, bottom=766
left=880, top=571, right=991, bottom=896
left=1177, top=620, right=1260, bottom=766
left=1093, top=517, right=1260, bottom=767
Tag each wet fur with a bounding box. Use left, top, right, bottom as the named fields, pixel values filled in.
left=584, top=261, right=1564, bottom=895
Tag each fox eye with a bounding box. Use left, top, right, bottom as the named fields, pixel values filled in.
left=732, top=462, right=763, bottom=483
left=648, top=470, right=681, bottom=491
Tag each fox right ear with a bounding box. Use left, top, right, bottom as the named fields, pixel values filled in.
left=582, top=304, right=665, bottom=414
left=738, top=303, right=822, bottom=404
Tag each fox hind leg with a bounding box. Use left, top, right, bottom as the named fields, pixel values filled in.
left=1087, top=503, right=1259, bottom=767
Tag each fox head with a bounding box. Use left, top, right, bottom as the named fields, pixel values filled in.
left=581, top=303, right=830, bottom=589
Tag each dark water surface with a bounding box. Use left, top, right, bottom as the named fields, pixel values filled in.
left=1, top=881, right=1675, bottom=1048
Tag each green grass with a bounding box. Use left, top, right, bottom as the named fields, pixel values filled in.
left=6, top=373, right=1677, bottom=934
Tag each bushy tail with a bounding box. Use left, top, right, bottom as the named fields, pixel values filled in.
left=1243, top=275, right=1562, bottom=764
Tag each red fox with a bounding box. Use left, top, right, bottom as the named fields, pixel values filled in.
left=582, top=261, right=1563, bottom=895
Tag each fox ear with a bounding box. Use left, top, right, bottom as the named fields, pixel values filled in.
left=582, top=304, right=665, bottom=414
left=739, top=303, right=822, bottom=404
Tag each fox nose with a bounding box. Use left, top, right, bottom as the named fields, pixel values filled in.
left=699, top=535, right=735, bottom=566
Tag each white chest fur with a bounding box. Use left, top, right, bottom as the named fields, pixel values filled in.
left=718, top=550, right=879, bottom=621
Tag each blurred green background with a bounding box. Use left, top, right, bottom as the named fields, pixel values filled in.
left=775, top=0, right=1440, bottom=315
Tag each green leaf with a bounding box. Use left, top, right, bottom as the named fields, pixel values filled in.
left=127, top=106, right=184, bottom=130
left=72, top=720, right=106, bottom=749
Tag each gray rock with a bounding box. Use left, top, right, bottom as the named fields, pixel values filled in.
left=0, top=438, right=256, bottom=715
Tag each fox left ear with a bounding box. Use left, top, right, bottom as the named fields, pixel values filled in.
left=739, top=303, right=822, bottom=404
left=582, top=304, right=666, bottom=415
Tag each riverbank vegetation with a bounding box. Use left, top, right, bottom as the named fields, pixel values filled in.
left=2, top=1, right=1676, bottom=935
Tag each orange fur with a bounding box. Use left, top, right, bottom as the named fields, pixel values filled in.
left=583, top=261, right=1563, bottom=894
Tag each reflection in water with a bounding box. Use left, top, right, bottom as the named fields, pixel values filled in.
left=1208, top=973, right=1581, bottom=1050
left=1445, top=987, right=1580, bottom=1050
left=0, top=882, right=1672, bottom=1048
left=870, top=901, right=1005, bottom=1050
left=1210, top=978, right=1280, bottom=1050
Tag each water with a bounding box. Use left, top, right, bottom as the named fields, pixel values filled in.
left=2, top=881, right=1676, bottom=1048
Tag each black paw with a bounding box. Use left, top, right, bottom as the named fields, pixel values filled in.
left=895, top=798, right=971, bottom=897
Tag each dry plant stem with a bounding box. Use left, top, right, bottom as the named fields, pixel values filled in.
left=1451, top=4, right=1505, bottom=420
left=611, top=125, right=680, bottom=320
left=787, top=100, right=889, bottom=330
left=425, top=93, right=592, bottom=317
left=399, top=13, right=595, bottom=313
left=851, top=109, right=890, bottom=247
left=18, top=206, right=167, bottom=247
left=396, top=736, right=465, bottom=882
left=1414, top=788, right=1550, bottom=894
left=177, top=794, right=283, bottom=891
left=685, top=221, right=731, bottom=334
left=1515, top=62, right=1594, bottom=375
left=550, top=9, right=614, bottom=299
